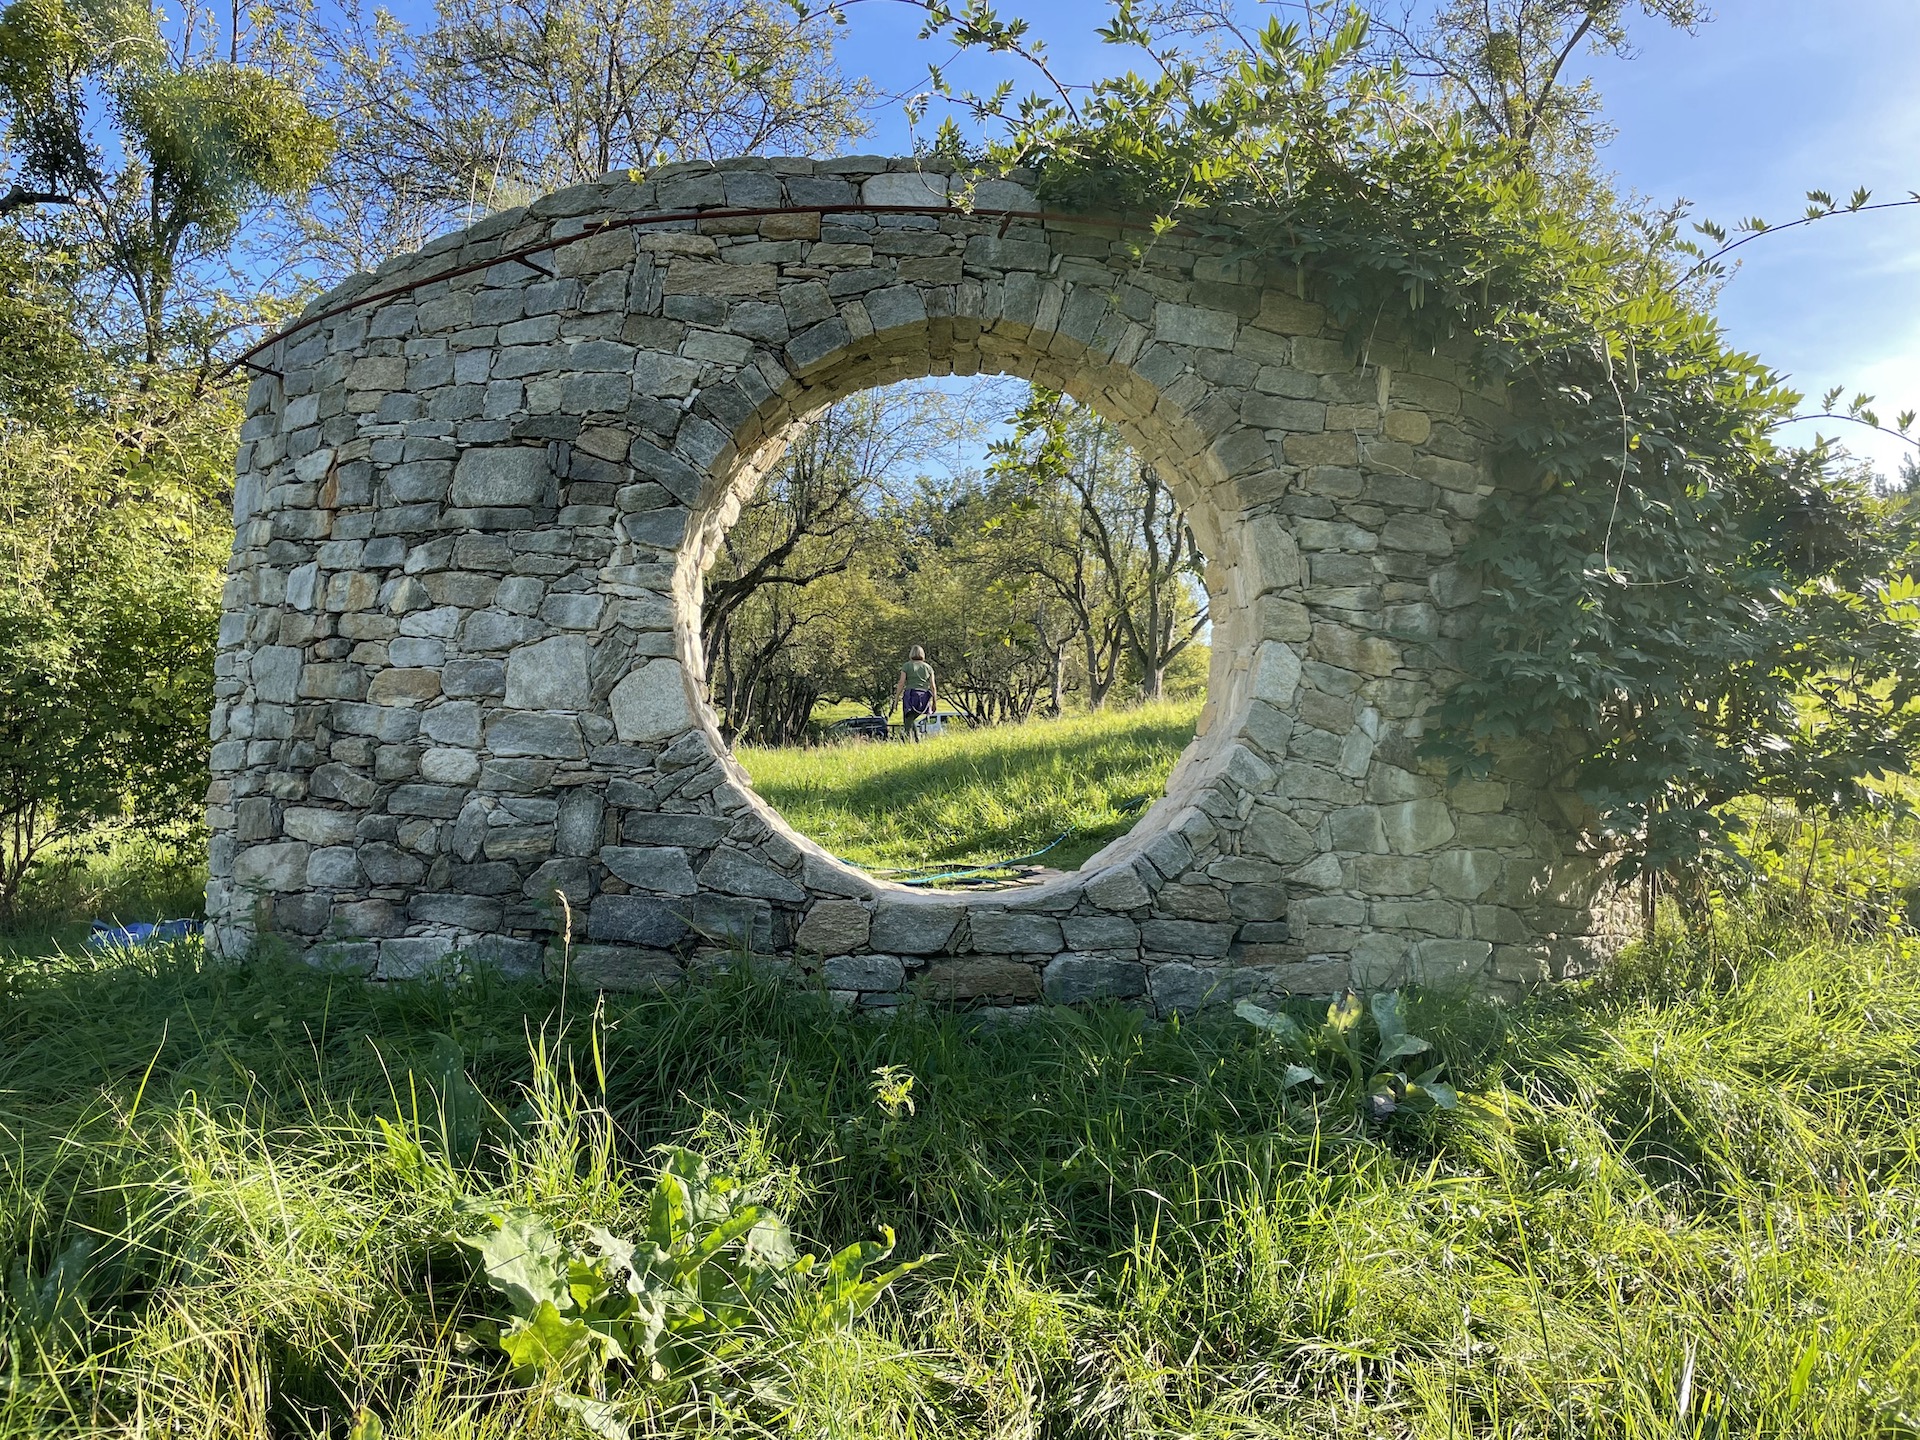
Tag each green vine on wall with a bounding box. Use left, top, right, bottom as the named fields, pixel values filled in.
left=896, top=0, right=1920, bottom=896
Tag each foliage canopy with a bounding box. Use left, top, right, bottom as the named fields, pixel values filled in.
left=922, top=1, right=1920, bottom=889
left=0, top=0, right=331, bottom=360
left=0, top=372, right=230, bottom=915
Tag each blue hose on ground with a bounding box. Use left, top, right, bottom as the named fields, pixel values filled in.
left=893, top=829, right=1074, bottom=887
left=854, top=796, right=1151, bottom=888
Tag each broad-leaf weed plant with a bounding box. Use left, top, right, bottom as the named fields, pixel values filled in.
left=1236, top=991, right=1460, bottom=1126
left=449, top=1146, right=922, bottom=1437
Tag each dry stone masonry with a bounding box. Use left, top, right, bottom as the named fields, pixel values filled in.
left=209, top=154, right=1624, bottom=1010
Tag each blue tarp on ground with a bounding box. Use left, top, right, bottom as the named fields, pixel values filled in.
left=86, top=918, right=202, bottom=950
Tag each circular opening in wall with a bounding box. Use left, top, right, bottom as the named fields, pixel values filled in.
left=696, top=376, right=1214, bottom=890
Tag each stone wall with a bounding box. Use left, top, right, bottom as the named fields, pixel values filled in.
left=208, top=154, right=1623, bottom=1009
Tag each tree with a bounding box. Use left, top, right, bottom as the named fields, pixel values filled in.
left=1363, top=0, right=1704, bottom=164
left=909, top=1, right=1920, bottom=901
left=282, top=0, right=866, bottom=276
left=0, top=227, right=83, bottom=420
left=1359, top=0, right=1708, bottom=272
left=0, top=371, right=230, bottom=914
left=703, top=386, right=980, bottom=743
left=0, top=0, right=331, bottom=362
left=993, top=392, right=1208, bottom=705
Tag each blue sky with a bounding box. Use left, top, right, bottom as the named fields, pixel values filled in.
left=822, top=0, right=1920, bottom=476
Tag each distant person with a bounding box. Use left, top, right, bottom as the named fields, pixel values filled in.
left=892, top=645, right=938, bottom=742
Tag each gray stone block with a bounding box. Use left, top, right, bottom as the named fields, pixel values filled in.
left=461, top=935, right=545, bottom=977
left=967, top=911, right=1063, bottom=954
left=587, top=894, right=691, bottom=947
left=408, top=893, right=505, bottom=929
left=282, top=807, right=358, bottom=846
left=1228, top=883, right=1289, bottom=921
left=1147, top=963, right=1258, bottom=1015
left=601, top=845, right=698, bottom=894
left=452, top=446, right=551, bottom=506
left=920, top=956, right=1040, bottom=1002
left=505, top=633, right=591, bottom=709
left=822, top=953, right=905, bottom=991
left=1140, top=919, right=1236, bottom=958
left=487, top=712, right=585, bottom=759
left=307, top=846, right=361, bottom=888
left=523, top=857, right=592, bottom=906
left=620, top=812, right=729, bottom=846
left=388, top=784, right=467, bottom=819
left=252, top=646, right=303, bottom=703
left=1061, top=914, right=1141, bottom=951
left=443, top=659, right=507, bottom=697
left=870, top=900, right=963, bottom=955
left=609, top=661, right=692, bottom=743
left=688, top=893, right=772, bottom=951
left=420, top=702, right=482, bottom=747
left=450, top=860, right=522, bottom=895
left=378, top=936, right=457, bottom=978
left=796, top=899, right=871, bottom=954
left=483, top=825, right=554, bottom=860
left=699, top=848, right=806, bottom=903
left=567, top=944, right=683, bottom=990
left=233, top=841, right=309, bottom=892
left=1043, top=954, right=1146, bottom=1003
left=1084, top=865, right=1151, bottom=911
left=556, top=788, right=604, bottom=856
left=1381, top=799, right=1456, bottom=854
left=274, top=892, right=332, bottom=935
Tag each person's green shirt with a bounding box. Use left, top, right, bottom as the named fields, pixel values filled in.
left=901, top=659, right=933, bottom=690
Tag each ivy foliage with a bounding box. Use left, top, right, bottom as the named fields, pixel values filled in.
left=921, top=1, right=1920, bottom=886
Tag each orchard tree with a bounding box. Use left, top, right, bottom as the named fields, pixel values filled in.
left=705, top=388, right=938, bottom=741
left=993, top=392, right=1208, bottom=705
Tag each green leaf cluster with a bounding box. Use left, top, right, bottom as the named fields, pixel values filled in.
left=1237, top=991, right=1460, bottom=1126
left=450, top=1146, right=924, bottom=1433
left=0, top=0, right=331, bottom=360
left=0, top=370, right=230, bottom=914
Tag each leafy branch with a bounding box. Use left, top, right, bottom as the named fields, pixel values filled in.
left=1673, top=187, right=1920, bottom=294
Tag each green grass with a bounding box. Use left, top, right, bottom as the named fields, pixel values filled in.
left=0, top=826, right=206, bottom=958
left=7, top=897, right=1920, bottom=1435
left=736, top=700, right=1204, bottom=876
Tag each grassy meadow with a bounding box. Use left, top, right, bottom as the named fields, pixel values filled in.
left=6, top=910, right=1920, bottom=1437
left=735, top=699, right=1204, bottom=876
left=0, top=828, right=207, bottom=960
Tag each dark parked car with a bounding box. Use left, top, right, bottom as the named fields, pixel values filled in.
left=822, top=710, right=975, bottom=742
left=824, top=714, right=890, bottom=742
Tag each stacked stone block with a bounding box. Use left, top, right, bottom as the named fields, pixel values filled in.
left=208, top=154, right=1623, bottom=1009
